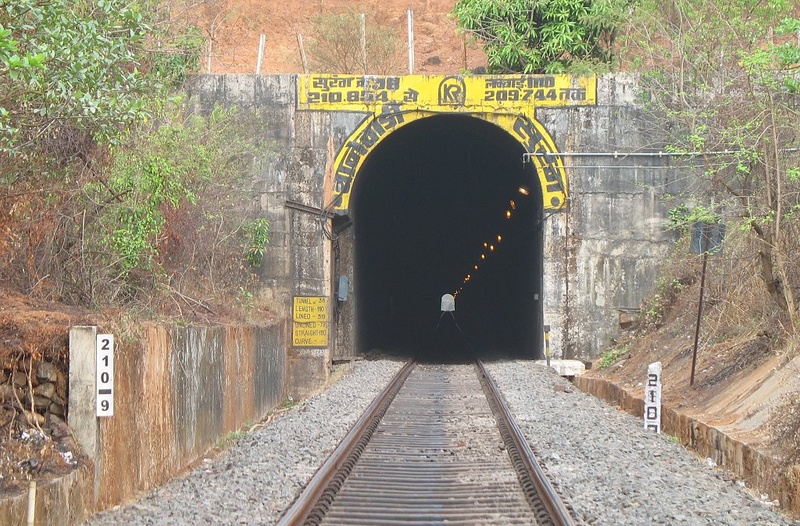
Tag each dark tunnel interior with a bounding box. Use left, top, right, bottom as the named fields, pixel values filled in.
left=351, top=114, right=544, bottom=361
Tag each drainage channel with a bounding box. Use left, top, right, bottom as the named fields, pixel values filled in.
left=278, top=360, right=577, bottom=526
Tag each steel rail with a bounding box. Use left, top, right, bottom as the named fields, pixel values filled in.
left=276, top=360, right=416, bottom=526
left=476, top=359, right=577, bottom=526
left=279, top=359, right=577, bottom=525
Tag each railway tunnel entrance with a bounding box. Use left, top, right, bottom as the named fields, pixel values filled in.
left=350, top=114, right=544, bottom=360
left=297, top=73, right=596, bottom=362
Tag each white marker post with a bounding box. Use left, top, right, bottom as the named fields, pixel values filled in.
left=644, top=361, right=662, bottom=433
left=407, top=9, right=414, bottom=74
left=96, top=334, right=114, bottom=417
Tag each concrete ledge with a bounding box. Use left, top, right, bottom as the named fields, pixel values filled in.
left=287, top=348, right=330, bottom=400
left=536, top=359, right=586, bottom=378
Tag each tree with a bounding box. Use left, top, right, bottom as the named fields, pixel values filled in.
left=81, top=104, right=261, bottom=303
left=0, top=100, right=263, bottom=309
left=0, top=0, right=203, bottom=178
left=452, top=0, right=629, bottom=74
left=308, top=9, right=401, bottom=74
left=620, top=0, right=800, bottom=330
left=0, top=0, right=225, bottom=310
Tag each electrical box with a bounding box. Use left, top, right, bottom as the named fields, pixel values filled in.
left=337, top=275, right=349, bottom=302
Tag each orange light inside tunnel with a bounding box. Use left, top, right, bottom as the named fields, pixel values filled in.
left=506, top=210, right=512, bottom=219
left=497, top=235, right=502, bottom=242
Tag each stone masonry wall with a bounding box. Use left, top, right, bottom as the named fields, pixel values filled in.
left=186, top=74, right=336, bottom=375
left=539, top=74, right=680, bottom=357
left=185, top=74, right=686, bottom=360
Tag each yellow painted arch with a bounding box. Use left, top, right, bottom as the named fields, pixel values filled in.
left=328, top=109, right=568, bottom=214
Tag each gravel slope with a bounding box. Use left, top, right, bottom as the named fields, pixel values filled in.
left=85, top=359, right=798, bottom=525
left=485, top=360, right=797, bottom=526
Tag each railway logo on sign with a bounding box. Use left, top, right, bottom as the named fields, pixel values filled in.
left=438, top=76, right=466, bottom=106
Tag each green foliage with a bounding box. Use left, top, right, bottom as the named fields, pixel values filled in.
left=279, top=396, right=297, bottom=409
left=102, top=156, right=195, bottom=273
left=0, top=24, right=46, bottom=78
left=238, top=287, right=255, bottom=309
left=598, top=342, right=631, bottom=369
left=738, top=17, right=800, bottom=94
left=87, top=104, right=253, bottom=278
left=667, top=204, right=721, bottom=233
left=0, top=0, right=204, bottom=173
left=151, top=25, right=205, bottom=86
left=644, top=293, right=664, bottom=323
left=216, top=429, right=248, bottom=449
left=452, top=0, right=630, bottom=74
left=643, top=277, right=688, bottom=327
left=309, top=9, right=401, bottom=74
left=242, top=218, right=271, bottom=268
left=621, top=1, right=800, bottom=325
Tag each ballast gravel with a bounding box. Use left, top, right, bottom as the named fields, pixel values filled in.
left=85, top=359, right=405, bottom=526
left=485, top=360, right=797, bottom=526
left=85, top=358, right=798, bottom=525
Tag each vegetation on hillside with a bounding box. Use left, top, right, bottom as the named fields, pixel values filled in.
left=610, top=0, right=800, bottom=479
left=0, top=0, right=269, bottom=318
left=452, top=0, right=630, bottom=73
left=308, top=8, right=402, bottom=74
left=1, top=0, right=200, bottom=170
left=620, top=0, right=800, bottom=333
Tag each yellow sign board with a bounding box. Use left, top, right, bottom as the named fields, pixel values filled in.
left=292, top=296, right=328, bottom=347
left=298, top=74, right=596, bottom=113
left=293, top=296, right=329, bottom=322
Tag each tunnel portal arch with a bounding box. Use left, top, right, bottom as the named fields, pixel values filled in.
left=298, top=73, right=597, bottom=215
left=349, top=113, right=547, bottom=359
left=329, top=109, right=569, bottom=214
left=296, top=74, right=597, bottom=359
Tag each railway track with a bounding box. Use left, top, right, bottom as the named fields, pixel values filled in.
left=278, top=360, right=577, bottom=526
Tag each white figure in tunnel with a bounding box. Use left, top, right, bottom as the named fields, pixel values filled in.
left=441, top=293, right=455, bottom=313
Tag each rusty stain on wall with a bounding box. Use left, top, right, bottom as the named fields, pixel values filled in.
left=94, top=323, right=286, bottom=511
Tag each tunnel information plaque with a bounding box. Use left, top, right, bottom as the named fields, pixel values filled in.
left=292, top=296, right=329, bottom=347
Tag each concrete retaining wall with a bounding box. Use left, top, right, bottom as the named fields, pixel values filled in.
left=0, top=322, right=289, bottom=525
left=90, top=324, right=287, bottom=510
left=0, top=465, right=93, bottom=526
left=92, top=323, right=287, bottom=510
